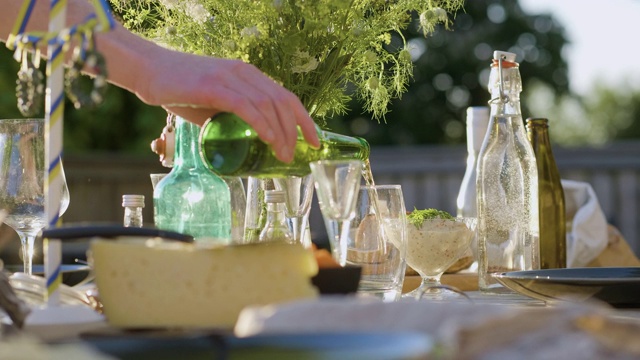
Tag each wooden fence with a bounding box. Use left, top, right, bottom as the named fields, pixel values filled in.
left=67, top=142, right=640, bottom=256
left=2, top=141, right=639, bottom=265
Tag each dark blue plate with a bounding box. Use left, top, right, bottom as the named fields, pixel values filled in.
left=82, top=331, right=433, bottom=359
left=493, top=267, right=640, bottom=307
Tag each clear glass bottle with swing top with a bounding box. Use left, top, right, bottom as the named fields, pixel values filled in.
left=476, top=51, right=540, bottom=293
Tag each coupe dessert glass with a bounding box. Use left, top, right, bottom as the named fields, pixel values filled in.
left=403, top=217, right=477, bottom=300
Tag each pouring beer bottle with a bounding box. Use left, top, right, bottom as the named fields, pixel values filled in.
left=199, top=112, right=370, bottom=178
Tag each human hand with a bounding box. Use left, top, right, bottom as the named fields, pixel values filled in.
left=136, top=50, right=320, bottom=162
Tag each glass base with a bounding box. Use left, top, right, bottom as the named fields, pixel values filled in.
left=356, top=288, right=401, bottom=302
left=402, top=284, right=471, bottom=302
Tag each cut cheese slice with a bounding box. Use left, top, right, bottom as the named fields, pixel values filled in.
left=90, top=238, right=318, bottom=329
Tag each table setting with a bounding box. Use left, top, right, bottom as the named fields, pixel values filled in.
left=2, top=0, right=640, bottom=359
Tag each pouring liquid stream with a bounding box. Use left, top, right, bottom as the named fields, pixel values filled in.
left=362, top=159, right=388, bottom=254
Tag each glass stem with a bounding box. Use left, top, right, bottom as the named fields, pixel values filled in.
left=416, top=274, right=443, bottom=299
left=326, top=219, right=351, bottom=266
left=18, top=232, right=36, bottom=275
left=288, top=215, right=311, bottom=249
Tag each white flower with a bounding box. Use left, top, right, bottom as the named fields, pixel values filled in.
left=364, top=50, right=377, bottom=64
left=159, top=0, right=179, bottom=9
left=240, top=26, right=261, bottom=38
left=367, top=77, right=379, bottom=90
left=223, top=40, right=236, bottom=51
left=420, top=7, right=448, bottom=26
left=291, top=51, right=319, bottom=74
left=185, top=1, right=210, bottom=24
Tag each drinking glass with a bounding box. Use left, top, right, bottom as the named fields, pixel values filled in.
left=0, top=118, right=70, bottom=275
left=274, top=175, right=314, bottom=248
left=403, top=217, right=477, bottom=300
left=150, top=173, right=168, bottom=190
left=348, top=185, right=407, bottom=301
left=222, top=176, right=246, bottom=243
left=242, top=177, right=275, bottom=243
left=310, top=160, right=362, bottom=266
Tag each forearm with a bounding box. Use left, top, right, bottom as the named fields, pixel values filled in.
left=2, top=0, right=159, bottom=103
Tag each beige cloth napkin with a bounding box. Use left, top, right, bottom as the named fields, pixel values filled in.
left=562, top=180, right=608, bottom=268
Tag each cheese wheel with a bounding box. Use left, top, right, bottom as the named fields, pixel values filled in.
left=90, top=238, right=318, bottom=329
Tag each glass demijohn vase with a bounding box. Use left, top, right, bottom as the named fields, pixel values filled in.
left=154, top=116, right=232, bottom=242
left=199, top=112, right=370, bottom=178
left=526, top=118, right=566, bottom=269
left=476, top=51, right=540, bottom=293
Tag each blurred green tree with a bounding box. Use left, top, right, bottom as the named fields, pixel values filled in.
left=0, top=0, right=616, bottom=153
left=328, top=0, right=571, bottom=146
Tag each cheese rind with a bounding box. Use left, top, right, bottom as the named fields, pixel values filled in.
left=90, top=239, right=318, bottom=329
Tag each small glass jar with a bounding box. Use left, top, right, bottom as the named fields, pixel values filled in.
left=259, top=190, right=294, bottom=243
left=122, top=194, right=145, bottom=228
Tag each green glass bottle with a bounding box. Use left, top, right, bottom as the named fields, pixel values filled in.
left=199, top=112, right=370, bottom=178
left=154, top=116, right=232, bottom=242
left=526, top=118, right=566, bottom=269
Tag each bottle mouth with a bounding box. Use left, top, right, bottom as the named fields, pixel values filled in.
left=491, top=59, right=518, bottom=68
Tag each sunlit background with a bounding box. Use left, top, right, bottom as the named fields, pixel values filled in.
left=2, top=0, right=640, bottom=263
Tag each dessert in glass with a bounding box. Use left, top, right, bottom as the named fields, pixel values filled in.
left=402, top=209, right=476, bottom=300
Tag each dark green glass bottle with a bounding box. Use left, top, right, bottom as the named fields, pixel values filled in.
left=199, top=112, right=370, bottom=178
left=526, top=118, right=566, bottom=269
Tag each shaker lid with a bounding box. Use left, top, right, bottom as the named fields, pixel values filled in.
left=122, top=194, right=145, bottom=208
left=265, top=190, right=286, bottom=203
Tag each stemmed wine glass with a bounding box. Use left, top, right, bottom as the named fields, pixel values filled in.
left=310, top=160, right=362, bottom=266
left=0, top=119, right=70, bottom=275
left=402, top=217, right=476, bottom=300
left=274, top=175, right=314, bottom=248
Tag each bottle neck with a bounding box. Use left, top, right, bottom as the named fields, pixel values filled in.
left=317, top=127, right=371, bottom=161
left=488, top=65, right=522, bottom=117
left=526, top=119, right=551, bottom=147
left=266, top=202, right=287, bottom=222
left=466, top=107, right=490, bottom=155
left=174, top=117, right=202, bottom=168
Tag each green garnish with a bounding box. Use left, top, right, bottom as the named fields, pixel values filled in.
left=408, top=208, right=454, bottom=228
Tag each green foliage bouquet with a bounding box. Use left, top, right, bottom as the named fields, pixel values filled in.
left=110, top=0, right=463, bottom=123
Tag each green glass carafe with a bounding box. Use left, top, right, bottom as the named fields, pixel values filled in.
left=154, top=116, right=231, bottom=242
left=199, top=112, right=370, bottom=178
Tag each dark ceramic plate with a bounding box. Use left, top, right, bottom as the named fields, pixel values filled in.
left=39, top=224, right=194, bottom=243
left=493, top=267, right=640, bottom=307
left=3, top=264, right=92, bottom=287
left=312, top=266, right=362, bottom=295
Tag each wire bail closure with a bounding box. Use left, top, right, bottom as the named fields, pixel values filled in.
left=497, top=54, right=509, bottom=104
